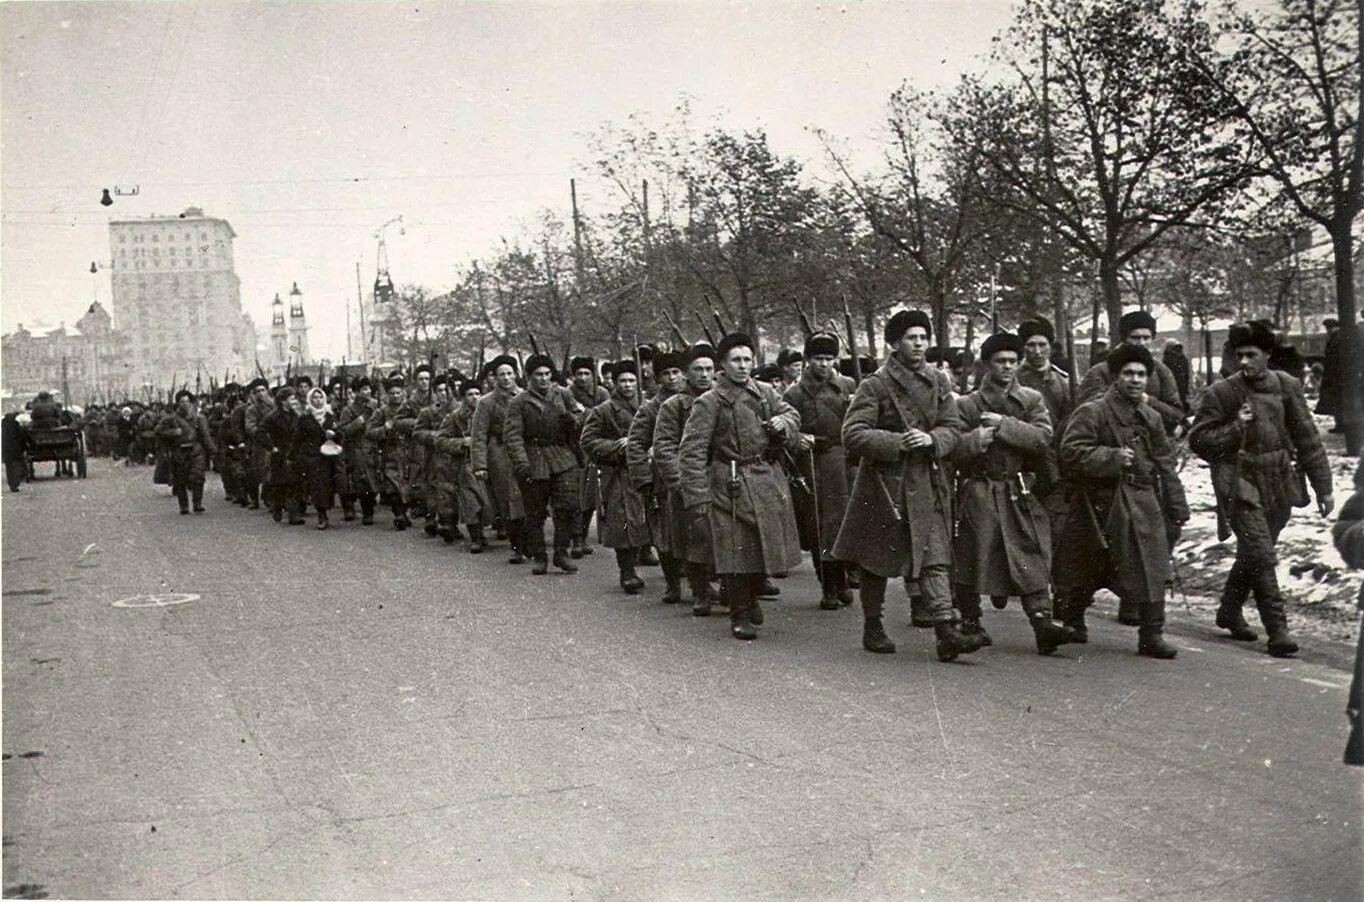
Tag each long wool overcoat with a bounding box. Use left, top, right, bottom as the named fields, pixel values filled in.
left=470, top=387, right=525, bottom=521
left=581, top=394, right=651, bottom=548
left=949, top=378, right=1053, bottom=596
left=830, top=355, right=962, bottom=579
left=678, top=376, right=802, bottom=575
left=783, top=368, right=855, bottom=557
left=1056, top=387, right=1190, bottom=606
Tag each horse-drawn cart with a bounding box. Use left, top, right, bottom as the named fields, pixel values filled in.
left=23, top=425, right=87, bottom=480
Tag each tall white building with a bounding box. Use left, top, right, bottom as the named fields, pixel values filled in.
left=108, top=207, right=256, bottom=389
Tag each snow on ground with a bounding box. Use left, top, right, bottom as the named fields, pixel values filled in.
left=1171, top=415, right=1362, bottom=648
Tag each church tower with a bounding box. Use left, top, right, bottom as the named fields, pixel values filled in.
left=270, top=292, right=287, bottom=369
left=287, top=281, right=310, bottom=364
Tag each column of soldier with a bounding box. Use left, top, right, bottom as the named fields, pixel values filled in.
left=145, top=306, right=1334, bottom=662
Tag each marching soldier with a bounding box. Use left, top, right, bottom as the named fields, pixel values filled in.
left=783, top=330, right=856, bottom=610
left=434, top=378, right=493, bottom=551
left=1078, top=309, right=1187, bottom=431
left=569, top=356, right=609, bottom=557
left=366, top=375, right=418, bottom=530
left=581, top=360, right=652, bottom=594
left=504, top=353, right=584, bottom=575
left=949, top=332, right=1076, bottom=655
left=242, top=378, right=275, bottom=511
left=1188, top=321, right=1333, bottom=656
left=627, top=349, right=690, bottom=605
left=406, top=364, right=434, bottom=517
left=472, top=356, right=529, bottom=562
left=1078, top=309, right=1187, bottom=625
left=679, top=333, right=803, bottom=640
left=156, top=389, right=217, bottom=515
left=649, top=345, right=722, bottom=614
left=1055, top=344, right=1189, bottom=659
left=413, top=374, right=455, bottom=537
left=220, top=387, right=250, bottom=508
left=1016, top=318, right=1075, bottom=544
left=262, top=387, right=305, bottom=525
left=831, top=310, right=985, bottom=662
left=777, top=347, right=804, bottom=386
left=336, top=377, right=380, bottom=525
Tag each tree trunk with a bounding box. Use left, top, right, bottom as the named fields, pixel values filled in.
left=1099, top=256, right=1123, bottom=341
left=930, top=278, right=949, bottom=353
left=1331, top=227, right=1362, bottom=456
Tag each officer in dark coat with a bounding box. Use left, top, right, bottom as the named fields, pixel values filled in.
left=156, top=390, right=218, bottom=515
left=581, top=360, right=652, bottom=594
left=1188, top=321, right=1334, bottom=656
left=569, top=356, right=609, bottom=558
left=412, top=375, right=455, bottom=536
left=504, top=353, right=584, bottom=574
left=1056, top=344, right=1189, bottom=659
left=1315, top=318, right=1342, bottom=432
left=262, top=387, right=305, bottom=525
left=949, top=331, right=1076, bottom=655
left=783, top=330, right=855, bottom=610
left=2, top=411, right=25, bottom=491
left=679, top=332, right=803, bottom=640
left=831, top=310, right=985, bottom=662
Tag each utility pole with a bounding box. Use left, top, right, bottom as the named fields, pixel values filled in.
left=570, top=178, right=587, bottom=293
left=355, top=261, right=367, bottom=363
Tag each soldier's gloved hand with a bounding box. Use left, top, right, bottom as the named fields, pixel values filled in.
left=980, top=412, right=1003, bottom=428
left=1319, top=494, right=1335, bottom=517
left=473, top=469, right=488, bottom=482
left=1119, top=447, right=1136, bottom=469
left=1238, top=403, right=1255, bottom=424
left=798, top=433, right=815, bottom=452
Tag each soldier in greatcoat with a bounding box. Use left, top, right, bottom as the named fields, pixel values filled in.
left=784, top=330, right=855, bottom=610
left=504, top=353, right=584, bottom=574
left=831, top=310, right=986, bottom=662
left=155, top=389, right=217, bottom=515
left=581, top=360, right=652, bottom=594
left=262, top=386, right=305, bottom=525
left=242, top=378, right=275, bottom=511
left=433, top=378, right=493, bottom=551
left=472, top=356, right=528, bottom=561
left=366, top=375, right=419, bottom=530
left=628, top=349, right=693, bottom=605
left=412, top=374, right=455, bottom=537
left=569, top=356, right=610, bottom=558
left=336, top=377, right=380, bottom=525
left=405, top=364, right=434, bottom=518
left=1055, top=344, right=1189, bottom=659
left=949, top=332, right=1076, bottom=655
left=679, top=333, right=803, bottom=640
left=1188, top=321, right=1334, bottom=657
left=1016, top=318, right=1075, bottom=546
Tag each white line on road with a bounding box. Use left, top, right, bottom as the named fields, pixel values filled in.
left=1299, top=677, right=1348, bottom=690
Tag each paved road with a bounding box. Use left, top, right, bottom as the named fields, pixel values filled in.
left=3, top=460, right=1361, bottom=900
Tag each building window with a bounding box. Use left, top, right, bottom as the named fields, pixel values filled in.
left=118, top=235, right=126, bottom=244
left=152, top=234, right=159, bottom=243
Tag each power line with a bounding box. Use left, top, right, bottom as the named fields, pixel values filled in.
left=2, top=170, right=569, bottom=192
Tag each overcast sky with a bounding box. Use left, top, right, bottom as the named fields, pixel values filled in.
left=2, top=0, right=1013, bottom=359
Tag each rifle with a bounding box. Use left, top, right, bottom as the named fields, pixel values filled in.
left=791, top=299, right=814, bottom=338
left=662, top=309, right=690, bottom=347
left=843, top=295, right=862, bottom=383
left=712, top=309, right=728, bottom=337
left=255, top=358, right=266, bottom=381
left=1077, top=484, right=1110, bottom=552
left=693, top=311, right=716, bottom=346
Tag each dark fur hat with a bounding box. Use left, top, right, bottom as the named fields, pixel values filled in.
left=1106, top=343, right=1155, bottom=376
left=1118, top=310, right=1158, bottom=338
left=980, top=331, right=1024, bottom=361
left=885, top=310, right=932, bottom=346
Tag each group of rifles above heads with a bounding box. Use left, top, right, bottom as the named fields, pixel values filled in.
left=96, top=305, right=1337, bottom=666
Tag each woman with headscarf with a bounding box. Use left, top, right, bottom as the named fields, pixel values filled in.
left=295, top=386, right=341, bottom=529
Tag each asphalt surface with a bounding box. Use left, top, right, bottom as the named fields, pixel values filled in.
left=3, top=459, right=1361, bottom=900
